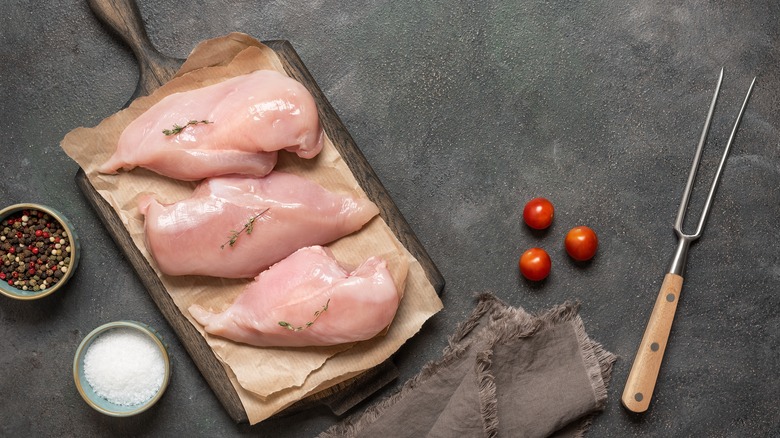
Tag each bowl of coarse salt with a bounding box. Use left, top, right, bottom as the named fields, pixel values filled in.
left=73, top=321, right=171, bottom=417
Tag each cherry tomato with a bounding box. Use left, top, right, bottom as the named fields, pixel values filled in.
left=523, top=197, right=554, bottom=230
left=565, top=226, right=598, bottom=261
left=519, top=247, right=551, bottom=281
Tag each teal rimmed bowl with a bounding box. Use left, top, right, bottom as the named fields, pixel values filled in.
left=73, top=321, right=171, bottom=417
left=0, top=203, right=81, bottom=300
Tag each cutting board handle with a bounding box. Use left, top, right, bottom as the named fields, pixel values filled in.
left=87, top=0, right=181, bottom=97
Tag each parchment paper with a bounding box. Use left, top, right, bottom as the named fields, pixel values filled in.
left=60, top=33, right=443, bottom=424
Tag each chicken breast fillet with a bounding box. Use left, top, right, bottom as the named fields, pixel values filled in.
left=138, top=172, right=379, bottom=278
left=100, top=69, right=324, bottom=180
left=189, top=246, right=400, bottom=348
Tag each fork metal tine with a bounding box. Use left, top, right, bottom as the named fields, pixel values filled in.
left=692, top=76, right=757, bottom=237
left=673, top=68, right=723, bottom=238
left=668, top=70, right=756, bottom=276
left=674, top=69, right=756, bottom=240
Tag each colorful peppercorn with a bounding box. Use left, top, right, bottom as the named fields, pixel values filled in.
left=0, top=209, right=72, bottom=292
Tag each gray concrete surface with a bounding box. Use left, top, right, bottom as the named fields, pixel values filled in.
left=2, top=1, right=779, bottom=436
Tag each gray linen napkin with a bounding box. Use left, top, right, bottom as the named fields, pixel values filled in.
left=320, top=293, right=617, bottom=438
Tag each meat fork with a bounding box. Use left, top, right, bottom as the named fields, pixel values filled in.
left=621, top=69, right=756, bottom=413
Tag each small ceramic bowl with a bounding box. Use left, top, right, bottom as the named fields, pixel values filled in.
left=73, top=321, right=172, bottom=417
left=0, top=203, right=81, bottom=300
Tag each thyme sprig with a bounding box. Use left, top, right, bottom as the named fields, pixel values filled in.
left=221, top=208, right=270, bottom=249
left=162, top=119, right=212, bottom=136
left=279, top=299, right=331, bottom=332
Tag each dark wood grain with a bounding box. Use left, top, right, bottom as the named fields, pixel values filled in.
left=87, top=0, right=183, bottom=99
left=83, top=0, right=444, bottom=425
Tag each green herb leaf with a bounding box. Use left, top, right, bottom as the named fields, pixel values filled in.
left=278, top=299, right=331, bottom=332
left=221, top=208, right=270, bottom=250
left=162, top=119, right=212, bottom=136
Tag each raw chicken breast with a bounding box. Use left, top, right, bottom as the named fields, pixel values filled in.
left=100, top=69, right=324, bottom=180
left=138, top=171, right=379, bottom=278
left=188, top=246, right=400, bottom=347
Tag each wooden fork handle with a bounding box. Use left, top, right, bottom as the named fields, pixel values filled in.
left=622, top=273, right=684, bottom=413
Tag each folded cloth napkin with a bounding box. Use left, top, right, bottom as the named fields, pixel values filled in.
left=320, top=293, right=617, bottom=438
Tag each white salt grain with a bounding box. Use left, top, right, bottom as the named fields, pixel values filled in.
left=83, top=327, right=165, bottom=406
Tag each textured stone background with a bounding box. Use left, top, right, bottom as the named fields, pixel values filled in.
left=1, top=1, right=778, bottom=436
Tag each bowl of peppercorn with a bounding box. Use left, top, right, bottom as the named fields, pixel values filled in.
left=0, top=203, right=80, bottom=300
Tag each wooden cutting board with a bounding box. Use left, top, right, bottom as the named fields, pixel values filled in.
left=78, top=0, right=445, bottom=424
